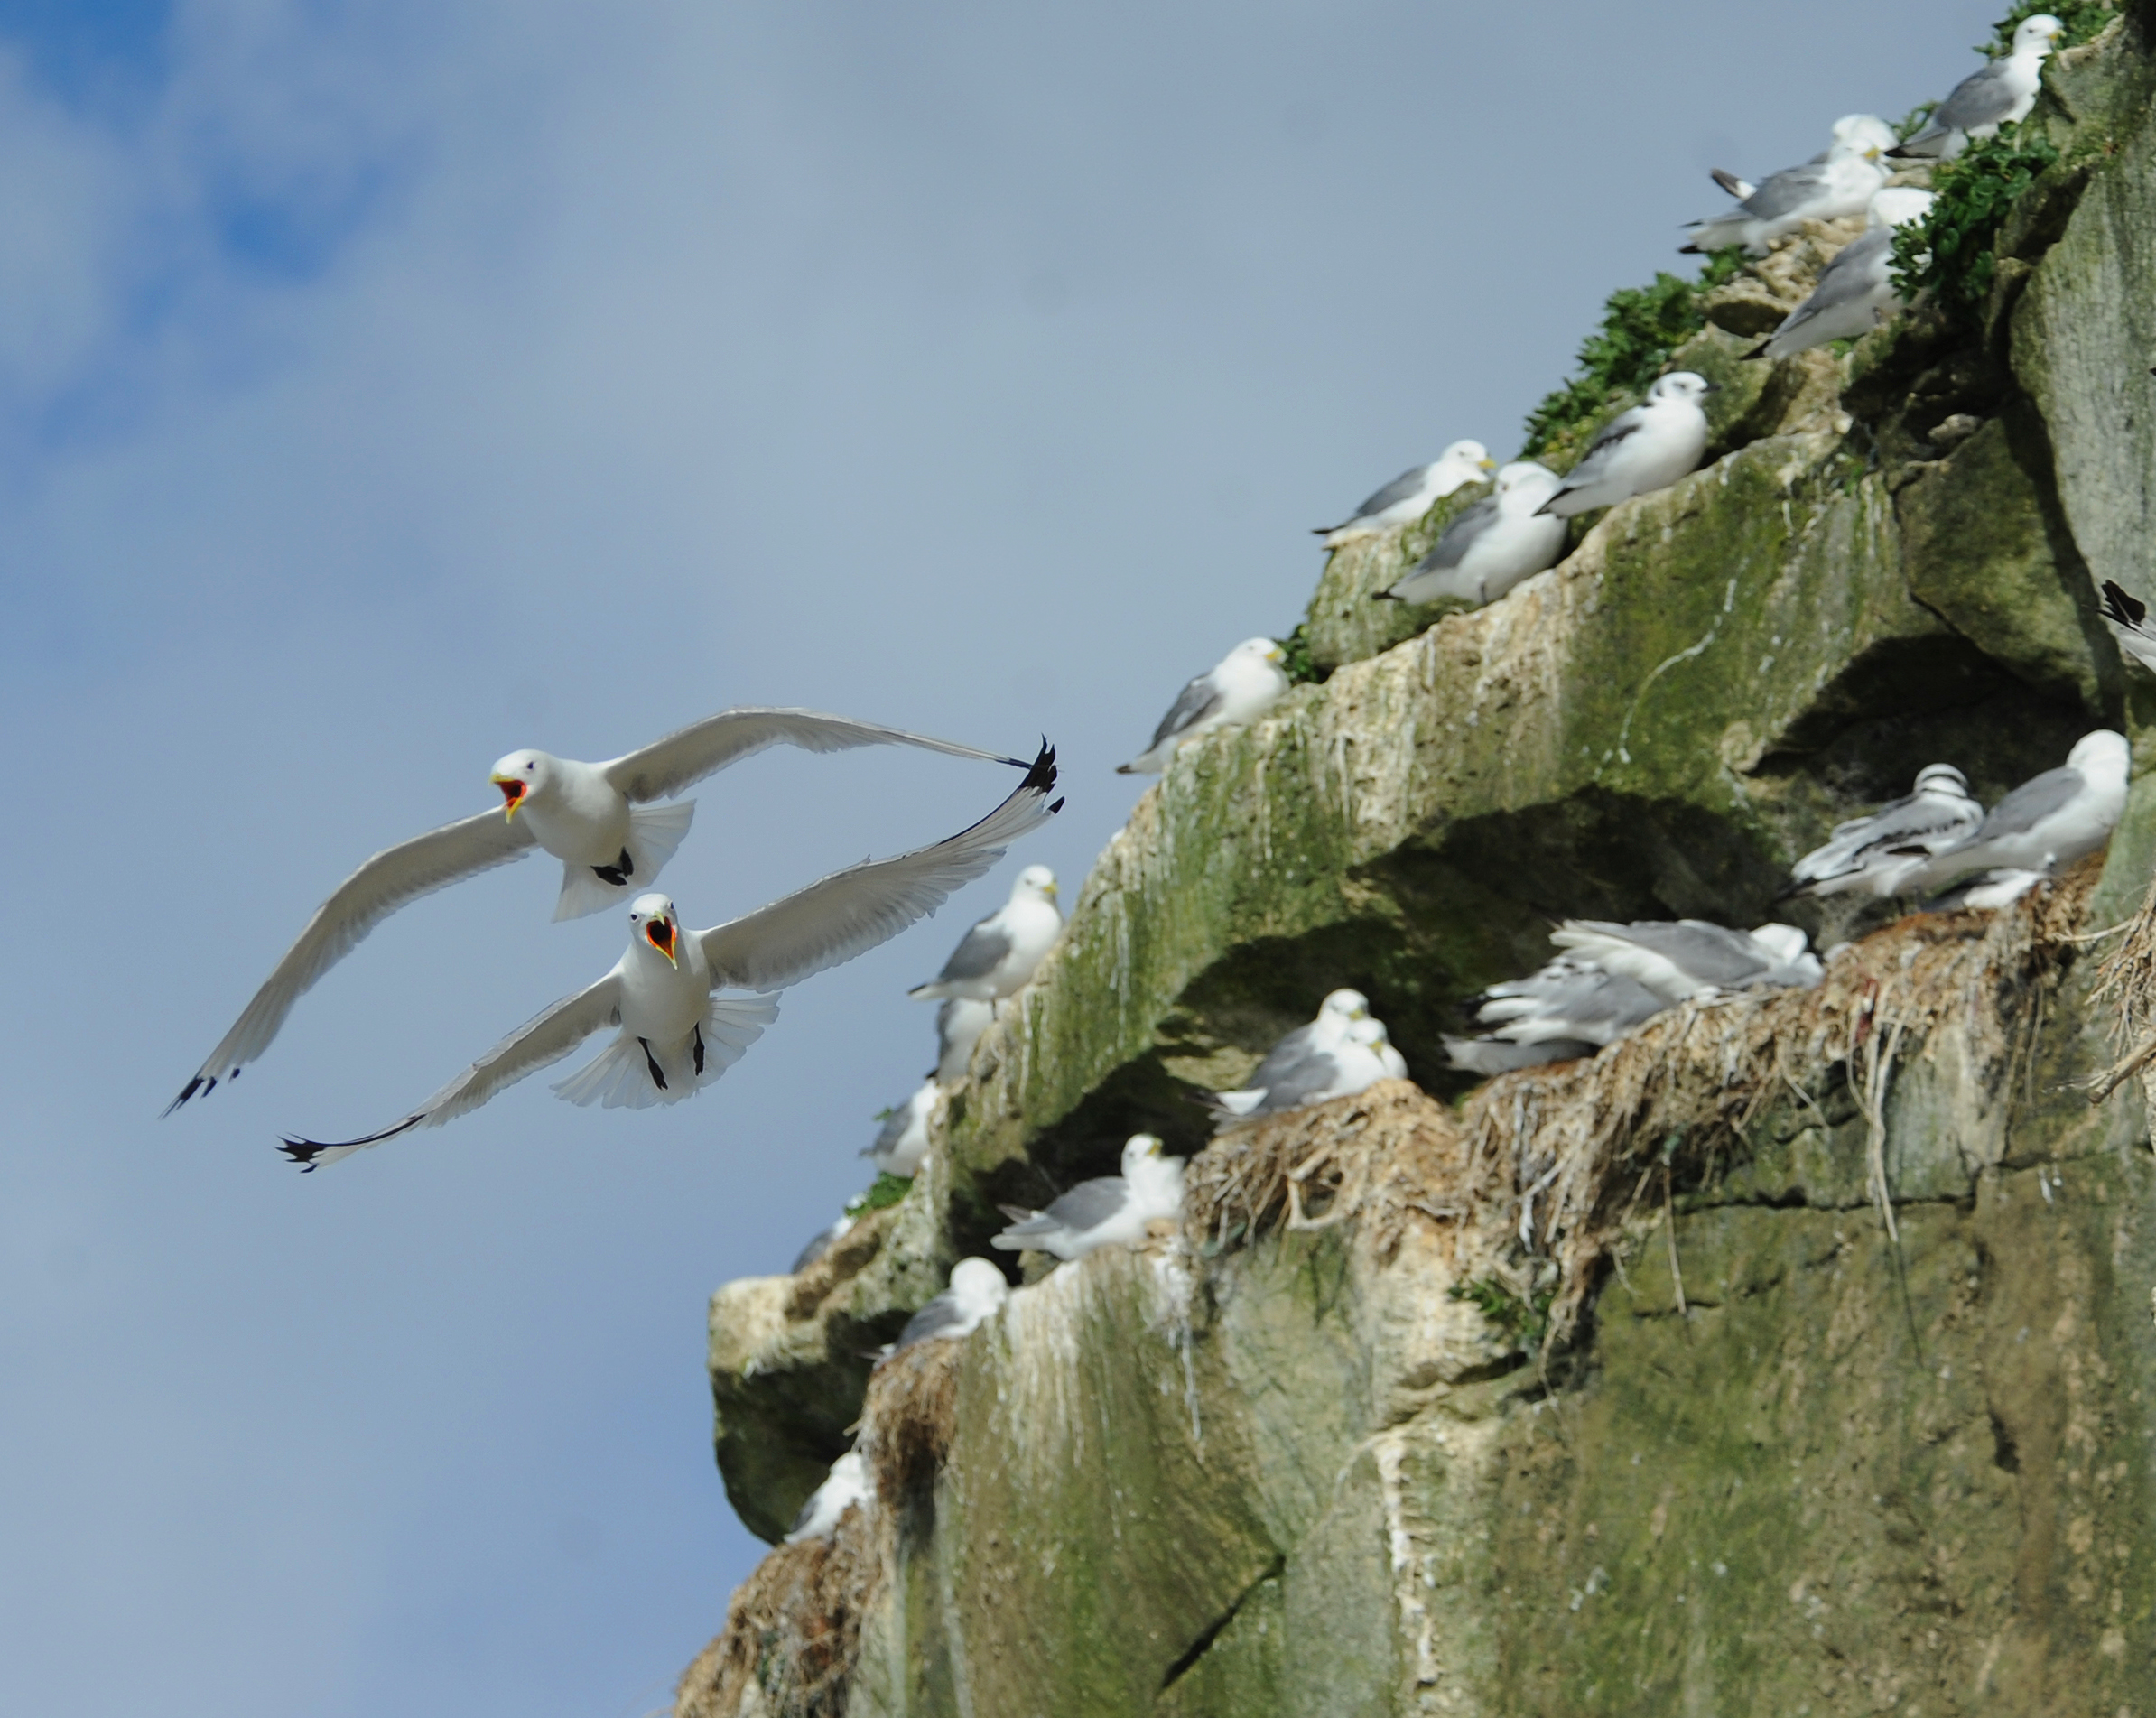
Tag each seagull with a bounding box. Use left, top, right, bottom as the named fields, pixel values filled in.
left=1780, top=761, right=1982, bottom=898
left=783, top=1450, right=871, bottom=1545
left=1206, top=1015, right=1401, bottom=1130
left=1682, top=116, right=1894, bottom=255
left=1890, top=15, right=2065, bottom=160
left=991, top=1135, right=1186, bottom=1260
left=864, top=1078, right=936, bottom=1178
left=1744, top=189, right=1936, bottom=362
left=168, top=710, right=1037, bottom=1113
left=1709, top=115, right=1900, bottom=200
left=888, top=1257, right=1010, bottom=1352
left=1205, top=989, right=1370, bottom=1122
left=1444, top=957, right=1665, bottom=1076
left=1928, top=868, right=2049, bottom=911
left=1895, top=729, right=2130, bottom=895
left=906, top=865, right=1062, bottom=1003
left=789, top=1213, right=855, bottom=1274
left=1549, top=919, right=1823, bottom=1007
left=1537, top=375, right=1712, bottom=518
left=1314, top=441, right=1495, bottom=547
left=2099, top=580, right=2156, bottom=675
left=933, top=996, right=995, bottom=1083
left=277, top=753, right=1061, bottom=1166
left=1376, top=462, right=1568, bottom=608
left=1117, top=638, right=1291, bottom=775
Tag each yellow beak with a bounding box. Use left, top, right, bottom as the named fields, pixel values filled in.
left=490, top=775, right=525, bottom=822
left=1479, top=457, right=1497, bottom=471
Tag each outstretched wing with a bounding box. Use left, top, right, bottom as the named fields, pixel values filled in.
left=279, top=973, right=623, bottom=1167
left=170, top=810, right=536, bottom=1112
left=602, top=707, right=1027, bottom=804
left=699, top=745, right=1061, bottom=993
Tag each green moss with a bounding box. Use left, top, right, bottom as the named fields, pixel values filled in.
left=1275, top=622, right=1322, bottom=686
left=845, top=1174, right=914, bottom=1216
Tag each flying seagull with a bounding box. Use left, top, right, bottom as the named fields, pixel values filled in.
left=907, top=865, right=1063, bottom=1003
left=2099, top=580, right=2156, bottom=675
left=1377, top=461, right=1567, bottom=608
left=991, top=1135, right=1186, bottom=1261
left=1895, top=729, right=2130, bottom=895
left=887, top=1258, right=1010, bottom=1353
left=1744, top=189, right=1935, bottom=363
left=784, top=1450, right=871, bottom=1545
left=1118, top=638, right=1291, bottom=775
left=1314, top=441, right=1495, bottom=548
left=1538, top=374, right=1712, bottom=518
left=864, top=1079, right=937, bottom=1178
left=1890, top=14, right=2064, bottom=161
left=1682, top=116, right=1893, bottom=255
left=1780, top=760, right=1981, bottom=898
left=169, top=708, right=1036, bottom=1113
left=1549, top=919, right=1823, bottom=1007
left=278, top=751, right=1061, bottom=1166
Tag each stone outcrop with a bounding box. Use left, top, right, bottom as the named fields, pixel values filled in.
left=680, top=13, right=2156, bottom=1713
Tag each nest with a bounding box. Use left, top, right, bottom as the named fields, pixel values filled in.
left=858, top=1338, right=962, bottom=1513
left=2090, top=868, right=2156, bottom=1108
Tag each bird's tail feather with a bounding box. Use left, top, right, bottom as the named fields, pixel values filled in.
left=553, top=863, right=631, bottom=923
left=552, top=994, right=778, bottom=1109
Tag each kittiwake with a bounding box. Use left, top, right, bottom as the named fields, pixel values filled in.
left=1890, top=14, right=2064, bottom=160
left=1745, top=189, right=1935, bottom=362
left=889, top=1258, right=1010, bottom=1352
left=1538, top=374, right=1712, bottom=518
left=990, top=1134, right=1186, bottom=1261
left=1315, top=441, right=1495, bottom=547
left=1549, top=919, right=1824, bottom=1006
left=784, top=1450, right=871, bottom=1544
left=907, top=865, right=1063, bottom=1003
left=865, top=1078, right=937, bottom=1178
left=1683, top=116, right=1894, bottom=255
left=1378, top=462, right=1568, bottom=608
left=1118, top=638, right=1291, bottom=775
left=1780, top=760, right=1981, bottom=898
left=1895, top=729, right=2130, bottom=894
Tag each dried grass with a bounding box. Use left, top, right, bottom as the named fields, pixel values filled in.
left=2089, top=868, right=2156, bottom=1104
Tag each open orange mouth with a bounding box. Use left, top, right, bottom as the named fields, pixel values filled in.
left=646, top=921, right=677, bottom=963
left=493, top=777, right=526, bottom=816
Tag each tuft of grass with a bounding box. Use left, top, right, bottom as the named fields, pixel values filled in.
left=1889, top=124, right=2060, bottom=322
left=1520, top=251, right=1747, bottom=462
left=846, top=1174, right=913, bottom=1215
left=1449, top=1272, right=1557, bottom=1351
left=1984, top=0, right=2114, bottom=54
left=1278, top=623, right=1324, bottom=686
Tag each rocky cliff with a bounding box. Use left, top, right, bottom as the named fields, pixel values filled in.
left=676, top=12, right=2156, bottom=1713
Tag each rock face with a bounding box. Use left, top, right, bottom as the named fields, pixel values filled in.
left=681, top=16, right=2156, bottom=1715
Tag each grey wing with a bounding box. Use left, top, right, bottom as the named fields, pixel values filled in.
left=1739, top=163, right=1830, bottom=221
left=1009, top=1176, right=1130, bottom=1237
left=1241, top=1022, right=1317, bottom=1090
left=698, top=745, right=1059, bottom=992
left=1248, top=1043, right=1345, bottom=1113
left=172, top=809, right=536, bottom=1109
left=1348, top=465, right=1433, bottom=520
left=278, top=974, right=622, bottom=1159
left=1146, top=673, right=1225, bottom=751
left=1563, top=409, right=1647, bottom=484
left=602, top=707, right=1027, bottom=803
left=1854, top=791, right=1981, bottom=858
left=934, top=921, right=1014, bottom=984
left=869, top=1105, right=910, bottom=1157
left=1780, top=229, right=1891, bottom=330
left=1972, top=766, right=2083, bottom=840
left=896, top=1291, right=966, bottom=1350
left=1933, top=60, right=2015, bottom=133
left=1604, top=921, right=1767, bottom=988
left=1416, top=494, right=1502, bottom=572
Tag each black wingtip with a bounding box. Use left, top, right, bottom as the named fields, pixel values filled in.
left=1019, top=741, right=1058, bottom=796
left=1740, top=343, right=1770, bottom=361
left=1113, top=762, right=1137, bottom=775
left=1885, top=144, right=1917, bottom=160
left=1048, top=796, right=1065, bottom=814
left=279, top=1138, right=328, bottom=1172
left=163, top=1074, right=210, bottom=1118
left=2103, top=580, right=2147, bottom=628
left=1372, top=589, right=1402, bottom=602
left=1677, top=241, right=1702, bottom=255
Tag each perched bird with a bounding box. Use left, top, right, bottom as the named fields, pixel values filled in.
left=168, top=709, right=1035, bottom=1113
left=864, top=1079, right=937, bottom=1178
left=1314, top=441, right=1495, bottom=547
left=1538, top=375, right=1712, bottom=518
left=1780, top=761, right=1982, bottom=898
left=784, top=1450, right=870, bottom=1545
left=907, top=865, right=1063, bottom=1003
left=991, top=1135, right=1186, bottom=1261
left=1745, top=190, right=1936, bottom=362
left=1444, top=956, right=1665, bottom=1076
left=1549, top=919, right=1823, bottom=1007
left=1118, top=638, right=1291, bottom=775
left=889, top=1258, right=1010, bottom=1352
left=277, top=753, right=1061, bottom=1166
left=789, top=1213, right=856, bottom=1275
left=2099, top=580, right=2156, bottom=675
left=1890, top=15, right=2065, bottom=161
left=1682, top=116, right=1894, bottom=255
left=1207, top=1015, right=1401, bottom=1130
left=1896, top=729, right=2130, bottom=895
left=1206, top=989, right=1371, bottom=1123
left=934, top=996, right=996, bottom=1084
left=1377, top=462, right=1568, bottom=608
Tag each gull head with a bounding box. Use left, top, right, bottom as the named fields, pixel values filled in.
left=1347, top=1016, right=1391, bottom=1048
left=1495, top=460, right=1561, bottom=506
left=1318, top=988, right=1371, bottom=1023
left=1231, top=636, right=1289, bottom=670
left=2013, top=14, right=2064, bottom=56
left=488, top=749, right=558, bottom=820
left=1648, top=372, right=1711, bottom=407
left=627, top=891, right=681, bottom=968
left=1828, top=115, right=1897, bottom=158
left=1437, top=439, right=1496, bottom=478
left=1016, top=864, right=1058, bottom=904
left=2068, top=728, right=2131, bottom=778
left=1913, top=763, right=1973, bottom=798
left=1120, top=1133, right=1167, bottom=1176
left=1747, top=924, right=1812, bottom=964
left=948, top=1258, right=1010, bottom=1312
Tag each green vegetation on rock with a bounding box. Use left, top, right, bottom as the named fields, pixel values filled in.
left=1892, top=125, right=2062, bottom=322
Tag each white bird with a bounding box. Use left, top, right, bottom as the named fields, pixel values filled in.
left=1444, top=956, right=1665, bottom=1076
left=1118, top=638, right=1291, bottom=775
left=1745, top=189, right=1936, bottom=362
left=933, top=996, right=995, bottom=1084
left=783, top=1450, right=871, bottom=1545
left=864, top=1079, right=937, bottom=1178
left=1683, top=116, right=1894, bottom=255
left=1206, top=989, right=1371, bottom=1121
left=1780, top=761, right=1982, bottom=898
left=1538, top=374, right=1712, bottom=518
left=991, top=1135, right=1186, bottom=1260
left=168, top=713, right=1039, bottom=1113
left=1207, top=1015, right=1400, bottom=1130
left=1377, top=462, right=1568, bottom=608
left=1890, top=15, right=2065, bottom=161
left=907, top=865, right=1062, bottom=1003
left=1549, top=919, right=1823, bottom=1007
left=277, top=757, right=1061, bottom=1165
left=1708, top=115, right=1900, bottom=200
left=1897, top=729, right=2130, bottom=895
left=789, top=1213, right=855, bottom=1274
left=2099, top=580, right=2156, bottom=675
left=889, top=1257, right=1010, bottom=1352
left=1313, top=441, right=1496, bottom=547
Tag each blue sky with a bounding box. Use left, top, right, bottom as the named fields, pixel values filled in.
left=0, top=2, right=2009, bottom=1712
